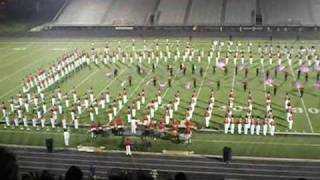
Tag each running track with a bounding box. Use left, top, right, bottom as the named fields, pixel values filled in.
left=8, top=147, right=320, bottom=180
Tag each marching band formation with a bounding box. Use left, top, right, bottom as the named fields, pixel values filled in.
left=1, top=39, right=320, bottom=146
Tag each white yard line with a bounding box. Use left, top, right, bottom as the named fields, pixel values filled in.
left=162, top=68, right=180, bottom=99
left=0, top=42, right=70, bottom=83
left=116, top=70, right=153, bottom=114
left=97, top=67, right=129, bottom=96
left=0, top=85, right=22, bottom=99
left=288, top=64, right=314, bottom=133
left=0, top=42, right=34, bottom=61
left=260, top=62, right=268, bottom=97
left=0, top=63, right=40, bottom=83
left=74, top=69, right=99, bottom=89
left=28, top=63, right=99, bottom=116
left=142, top=66, right=180, bottom=110
left=129, top=71, right=152, bottom=99
left=231, top=61, right=237, bottom=91
left=196, top=63, right=210, bottom=97
left=47, top=65, right=130, bottom=116
left=0, top=44, right=44, bottom=71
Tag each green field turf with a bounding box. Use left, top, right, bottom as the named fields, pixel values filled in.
left=0, top=38, right=319, bottom=159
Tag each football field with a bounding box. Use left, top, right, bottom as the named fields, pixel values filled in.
left=0, top=38, right=319, bottom=159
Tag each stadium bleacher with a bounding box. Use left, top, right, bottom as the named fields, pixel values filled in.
left=224, top=0, right=256, bottom=26
left=261, top=0, right=314, bottom=26
left=157, top=0, right=189, bottom=26
left=52, top=0, right=320, bottom=27
left=102, top=0, right=158, bottom=26
left=310, top=0, right=320, bottom=25
left=187, top=0, right=223, bottom=26
left=55, top=0, right=113, bottom=25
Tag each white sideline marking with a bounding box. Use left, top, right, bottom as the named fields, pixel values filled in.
left=288, top=64, right=314, bottom=133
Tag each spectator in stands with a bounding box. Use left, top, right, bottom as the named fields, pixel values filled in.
left=175, top=172, right=187, bottom=180
left=39, top=170, right=55, bottom=180
left=65, top=166, right=83, bottom=180
left=0, top=147, right=18, bottom=180
left=21, top=174, right=33, bottom=180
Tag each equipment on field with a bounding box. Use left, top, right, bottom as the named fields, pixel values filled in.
left=45, top=138, right=53, bottom=153
left=223, top=146, right=232, bottom=162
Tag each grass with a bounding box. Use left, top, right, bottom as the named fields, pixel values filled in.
left=0, top=38, right=319, bottom=159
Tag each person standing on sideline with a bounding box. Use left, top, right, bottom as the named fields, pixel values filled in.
left=63, top=128, right=70, bottom=147
left=125, top=137, right=133, bottom=156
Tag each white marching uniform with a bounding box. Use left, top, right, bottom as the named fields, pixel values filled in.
left=256, top=124, right=261, bottom=135
left=14, top=118, right=19, bottom=127
left=174, top=102, right=178, bottom=111
left=132, top=108, right=136, bottom=118
left=230, top=123, right=235, bottom=134
left=244, top=122, right=249, bottom=135
left=288, top=118, right=293, bottom=130
left=263, top=123, right=268, bottom=136
left=94, top=106, right=99, bottom=115
left=205, top=116, right=210, bottom=128
left=238, top=123, right=242, bottom=134
left=127, top=113, right=131, bottom=123
left=141, top=96, right=145, bottom=104
left=157, top=95, right=162, bottom=105
left=74, top=118, right=79, bottom=129
left=64, top=130, right=70, bottom=146
left=224, top=122, right=230, bottom=134
left=90, top=112, right=94, bottom=121
left=32, top=118, right=37, bottom=127
left=136, top=101, right=141, bottom=110
left=169, top=108, right=173, bottom=119
left=109, top=112, right=113, bottom=122
left=165, top=112, right=170, bottom=125
left=123, top=95, right=127, bottom=104
left=23, top=117, right=28, bottom=128
left=113, top=106, right=117, bottom=116
left=118, top=100, right=123, bottom=110
left=270, top=125, right=275, bottom=136
left=250, top=123, right=255, bottom=135
left=131, top=119, right=136, bottom=134
left=62, top=119, right=67, bottom=129
left=41, top=118, right=46, bottom=128
left=126, top=144, right=132, bottom=156
left=5, top=116, right=10, bottom=127
left=50, top=118, right=55, bottom=128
